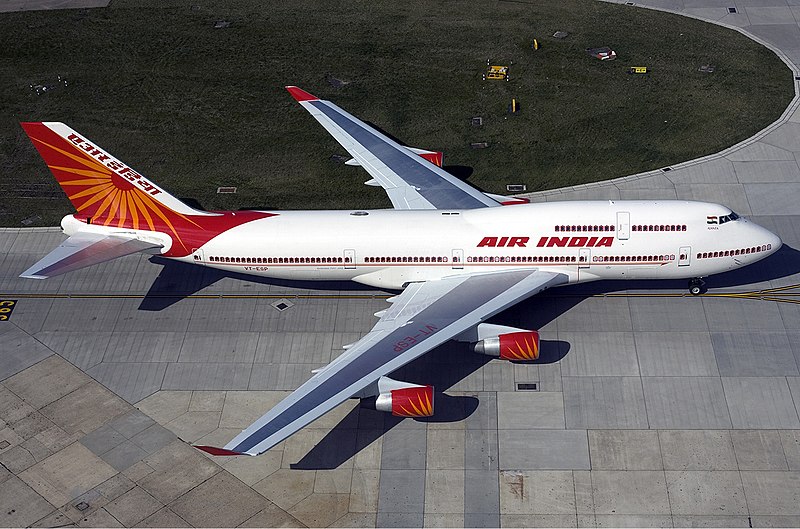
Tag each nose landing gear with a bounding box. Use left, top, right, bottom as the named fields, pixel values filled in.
left=689, top=278, right=705, bottom=296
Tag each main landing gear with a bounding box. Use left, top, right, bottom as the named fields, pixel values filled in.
left=688, top=278, right=705, bottom=296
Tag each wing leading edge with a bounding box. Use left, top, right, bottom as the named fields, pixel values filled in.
left=202, top=269, right=567, bottom=456
left=286, top=86, right=501, bottom=210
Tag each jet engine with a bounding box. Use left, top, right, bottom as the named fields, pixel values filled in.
left=375, top=384, right=434, bottom=417
left=474, top=330, right=540, bottom=361
left=354, top=376, right=434, bottom=418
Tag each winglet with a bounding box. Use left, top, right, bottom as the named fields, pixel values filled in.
left=194, top=445, right=246, bottom=456
left=286, top=86, right=318, bottom=102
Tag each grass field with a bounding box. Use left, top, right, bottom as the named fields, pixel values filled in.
left=0, top=0, right=793, bottom=226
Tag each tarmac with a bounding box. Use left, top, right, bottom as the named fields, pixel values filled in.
left=2, top=0, right=800, bottom=528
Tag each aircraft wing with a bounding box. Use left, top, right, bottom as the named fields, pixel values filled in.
left=286, top=86, right=501, bottom=210
left=196, top=268, right=567, bottom=456
left=20, top=232, right=162, bottom=279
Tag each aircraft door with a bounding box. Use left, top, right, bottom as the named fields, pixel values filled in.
left=578, top=248, right=591, bottom=279
left=344, top=249, right=356, bottom=269
left=452, top=249, right=464, bottom=269
left=678, top=246, right=691, bottom=267
left=192, top=248, right=204, bottom=263
left=617, top=212, right=630, bottom=240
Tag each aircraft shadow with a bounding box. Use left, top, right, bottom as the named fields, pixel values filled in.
left=545, top=244, right=800, bottom=297
left=706, top=244, right=800, bottom=289
left=138, top=256, right=381, bottom=311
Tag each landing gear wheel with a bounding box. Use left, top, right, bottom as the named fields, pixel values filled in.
left=688, top=278, right=705, bottom=296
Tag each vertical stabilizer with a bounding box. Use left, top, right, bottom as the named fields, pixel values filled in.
left=21, top=122, right=277, bottom=258
left=20, top=122, right=212, bottom=229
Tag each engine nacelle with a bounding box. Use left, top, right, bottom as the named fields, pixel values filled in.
left=412, top=150, right=443, bottom=167
left=484, top=192, right=531, bottom=206
left=375, top=384, right=434, bottom=417
left=474, top=331, right=540, bottom=361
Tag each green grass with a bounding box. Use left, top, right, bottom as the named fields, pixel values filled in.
left=0, top=0, right=793, bottom=226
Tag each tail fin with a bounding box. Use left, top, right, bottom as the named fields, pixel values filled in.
left=21, top=122, right=277, bottom=260
left=20, top=122, right=211, bottom=228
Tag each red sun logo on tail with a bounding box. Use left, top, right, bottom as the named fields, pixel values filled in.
left=21, top=122, right=276, bottom=257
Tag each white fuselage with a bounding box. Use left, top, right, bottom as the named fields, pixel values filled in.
left=172, top=200, right=781, bottom=290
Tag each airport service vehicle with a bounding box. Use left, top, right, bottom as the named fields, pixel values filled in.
left=20, top=86, right=781, bottom=456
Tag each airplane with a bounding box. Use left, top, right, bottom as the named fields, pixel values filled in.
left=19, top=86, right=782, bottom=456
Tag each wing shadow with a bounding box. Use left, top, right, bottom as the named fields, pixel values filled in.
left=290, top=392, right=479, bottom=470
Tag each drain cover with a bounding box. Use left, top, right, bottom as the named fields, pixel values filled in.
left=271, top=299, right=294, bottom=312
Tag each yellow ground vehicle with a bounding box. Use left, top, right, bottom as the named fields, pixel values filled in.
left=483, top=64, right=509, bottom=81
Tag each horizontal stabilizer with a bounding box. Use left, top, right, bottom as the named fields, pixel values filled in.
left=20, top=232, right=162, bottom=279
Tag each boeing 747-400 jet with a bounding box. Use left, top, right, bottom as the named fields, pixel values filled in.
left=19, top=86, right=782, bottom=456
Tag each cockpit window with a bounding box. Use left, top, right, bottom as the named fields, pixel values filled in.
left=719, top=211, right=740, bottom=224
